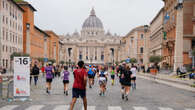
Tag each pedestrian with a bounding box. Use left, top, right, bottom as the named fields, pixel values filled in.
left=121, top=65, right=132, bottom=101
left=61, top=66, right=70, bottom=96
left=98, top=66, right=108, bottom=96
left=45, top=62, right=54, bottom=94
left=87, top=65, right=95, bottom=88
left=32, top=63, right=40, bottom=86
left=41, top=65, right=45, bottom=77
left=118, top=62, right=126, bottom=100
left=131, top=64, right=137, bottom=90
left=70, top=61, right=87, bottom=110
left=110, top=66, right=115, bottom=85
left=179, top=65, right=187, bottom=78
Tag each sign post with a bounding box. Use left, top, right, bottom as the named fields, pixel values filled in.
left=14, top=57, right=30, bottom=99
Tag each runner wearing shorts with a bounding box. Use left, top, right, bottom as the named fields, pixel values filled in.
left=98, top=66, right=108, bottom=96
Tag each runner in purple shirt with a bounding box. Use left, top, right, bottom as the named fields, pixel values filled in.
left=62, top=66, right=70, bottom=95
left=45, top=62, right=54, bottom=94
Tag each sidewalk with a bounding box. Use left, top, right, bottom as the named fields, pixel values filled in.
left=138, top=72, right=195, bottom=93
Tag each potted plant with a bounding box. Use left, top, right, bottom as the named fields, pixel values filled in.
left=149, top=55, right=162, bottom=75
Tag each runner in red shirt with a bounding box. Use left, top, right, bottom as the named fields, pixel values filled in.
left=70, top=61, right=87, bottom=110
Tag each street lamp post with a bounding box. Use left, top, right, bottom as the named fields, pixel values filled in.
left=173, top=0, right=184, bottom=72
left=26, top=23, right=30, bottom=54
left=143, top=25, right=149, bottom=70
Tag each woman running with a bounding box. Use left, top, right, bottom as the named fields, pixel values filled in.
left=62, top=66, right=70, bottom=95
left=45, top=62, right=54, bottom=94
left=131, top=64, right=137, bottom=90
left=110, top=66, right=115, bottom=85
left=98, top=66, right=108, bottom=96
left=121, top=65, right=132, bottom=101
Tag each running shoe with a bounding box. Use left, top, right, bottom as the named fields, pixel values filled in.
left=66, top=91, right=68, bottom=96
left=122, top=94, right=124, bottom=100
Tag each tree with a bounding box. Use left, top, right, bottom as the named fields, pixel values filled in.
left=192, top=49, right=195, bottom=56
left=37, top=57, right=44, bottom=63
left=60, top=61, right=65, bottom=65
left=10, top=52, right=30, bottom=60
left=48, top=59, right=56, bottom=64
left=130, top=58, right=137, bottom=64
left=149, top=55, right=162, bottom=64
left=14, top=0, right=24, bottom=2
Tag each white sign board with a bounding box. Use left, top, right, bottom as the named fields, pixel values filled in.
left=14, top=57, right=30, bottom=97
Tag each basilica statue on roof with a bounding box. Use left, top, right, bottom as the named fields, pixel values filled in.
left=60, top=8, right=121, bottom=65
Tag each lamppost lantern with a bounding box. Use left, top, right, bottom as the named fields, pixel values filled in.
left=26, top=23, right=30, bottom=30
left=178, top=0, right=183, bottom=4
left=144, top=25, right=149, bottom=32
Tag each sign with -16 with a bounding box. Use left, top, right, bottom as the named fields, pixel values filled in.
left=14, top=57, right=30, bottom=98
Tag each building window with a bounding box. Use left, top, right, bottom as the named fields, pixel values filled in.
left=6, top=59, right=8, bottom=68
left=101, top=55, right=104, bottom=61
left=3, top=59, right=5, bottom=67
left=193, top=24, right=195, bottom=35
left=140, top=47, right=144, bottom=53
left=6, top=31, right=8, bottom=41
left=3, top=28, right=5, bottom=40
left=86, top=56, right=88, bottom=60
left=2, top=45, right=5, bottom=52
left=95, top=56, right=97, bottom=60
left=193, top=5, right=195, bottom=16
left=141, top=34, right=144, bottom=39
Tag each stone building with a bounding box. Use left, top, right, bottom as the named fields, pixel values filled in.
left=122, top=26, right=150, bottom=66
left=162, top=0, right=195, bottom=71
left=60, top=8, right=121, bottom=65
left=149, top=8, right=164, bottom=67
left=0, top=0, right=24, bottom=69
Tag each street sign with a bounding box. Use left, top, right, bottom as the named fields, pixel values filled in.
left=44, top=58, right=48, bottom=62
left=14, top=57, right=30, bottom=97
left=126, top=58, right=130, bottom=63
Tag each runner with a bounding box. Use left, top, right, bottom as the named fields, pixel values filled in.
left=92, top=65, right=97, bottom=85
left=118, top=62, right=126, bottom=100
left=70, top=61, right=87, bottom=110
left=45, top=62, right=54, bottom=94
left=62, top=66, right=70, bottom=96
left=110, top=66, right=115, bottom=85
left=121, top=65, right=132, bottom=101
left=87, top=65, right=95, bottom=88
left=131, top=64, right=137, bottom=90
left=98, top=66, right=108, bottom=96
left=32, top=62, right=40, bottom=86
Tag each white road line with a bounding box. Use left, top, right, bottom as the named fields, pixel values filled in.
left=25, top=105, right=45, bottom=110
left=53, top=105, right=70, bottom=110
left=0, top=105, right=19, bottom=110
left=185, top=109, right=195, bottom=110
left=82, top=106, right=96, bottom=110
left=133, top=106, right=148, bottom=110
left=108, top=106, right=122, bottom=110
left=158, top=107, right=173, bottom=110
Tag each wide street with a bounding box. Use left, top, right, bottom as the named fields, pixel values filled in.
left=0, top=71, right=195, bottom=110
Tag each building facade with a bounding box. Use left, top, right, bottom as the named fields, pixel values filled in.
left=149, top=8, right=164, bottom=67
left=0, top=0, right=24, bottom=69
left=123, top=26, right=150, bottom=65
left=60, top=8, right=121, bottom=65
left=163, top=0, right=195, bottom=70
left=45, top=31, right=60, bottom=64
left=17, top=1, right=50, bottom=64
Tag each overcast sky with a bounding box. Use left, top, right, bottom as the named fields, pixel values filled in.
left=26, top=0, right=164, bottom=36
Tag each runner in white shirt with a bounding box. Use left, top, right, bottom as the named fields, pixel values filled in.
left=130, top=64, right=137, bottom=90
left=98, top=66, right=108, bottom=96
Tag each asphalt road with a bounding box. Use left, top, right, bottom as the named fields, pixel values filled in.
left=0, top=71, right=195, bottom=110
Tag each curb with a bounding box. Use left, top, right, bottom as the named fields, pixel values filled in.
left=137, top=73, right=195, bottom=93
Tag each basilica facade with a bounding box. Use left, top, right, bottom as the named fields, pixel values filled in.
left=60, top=8, right=121, bottom=65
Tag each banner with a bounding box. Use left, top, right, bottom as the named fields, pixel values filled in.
left=14, top=57, right=30, bottom=97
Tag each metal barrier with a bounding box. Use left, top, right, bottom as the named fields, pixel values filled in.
left=0, top=75, right=13, bottom=100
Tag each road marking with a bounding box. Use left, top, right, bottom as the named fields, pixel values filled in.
left=53, top=105, right=70, bottom=110
left=158, top=107, right=173, bottom=110
left=0, top=105, right=19, bottom=110
left=108, top=106, right=122, bottom=110
left=133, top=106, right=148, bottom=110
left=185, top=109, right=195, bottom=110
left=25, top=105, right=45, bottom=110
left=82, top=106, right=96, bottom=110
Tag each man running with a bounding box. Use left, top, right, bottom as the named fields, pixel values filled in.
left=119, top=62, right=126, bottom=100
left=110, top=66, right=115, bottom=85
left=87, top=65, right=94, bottom=88
left=70, top=61, right=87, bottom=110
left=45, top=62, right=54, bottom=94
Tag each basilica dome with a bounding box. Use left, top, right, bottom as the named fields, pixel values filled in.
left=82, top=8, right=104, bottom=29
